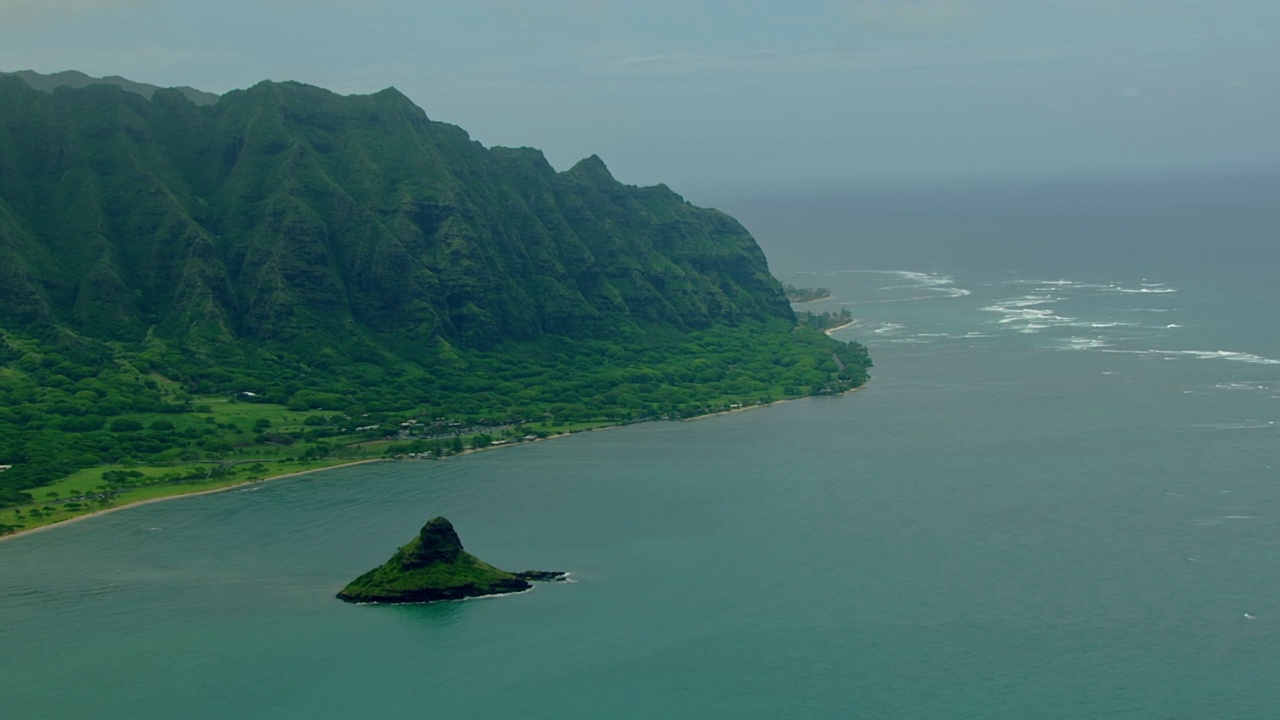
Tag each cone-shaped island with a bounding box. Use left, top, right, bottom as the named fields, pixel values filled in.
left=337, top=517, right=566, bottom=604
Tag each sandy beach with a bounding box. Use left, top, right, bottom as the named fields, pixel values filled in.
left=0, top=459, right=388, bottom=544
left=0, top=425, right=625, bottom=543
left=823, top=320, right=857, bottom=335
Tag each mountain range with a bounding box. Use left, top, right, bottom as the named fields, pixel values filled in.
left=0, top=73, right=791, bottom=353
left=3, top=69, right=220, bottom=106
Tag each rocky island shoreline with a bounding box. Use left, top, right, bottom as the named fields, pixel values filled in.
left=337, top=517, right=567, bottom=604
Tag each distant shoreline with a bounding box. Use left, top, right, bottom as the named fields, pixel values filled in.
left=0, top=385, right=868, bottom=544
left=823, top=320, right=857, bottom=335
left=0, top=426, right=626, bottom=543
left=0, top=459, right=387, bottom=545
left=686, top=382, right=864, bottom=422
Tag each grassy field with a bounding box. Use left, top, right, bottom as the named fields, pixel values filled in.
left=0, top=395, right=637, bottom=538
left=0, top=385, right=813, bottom=539
left=0, top=457, right=383, bottom=536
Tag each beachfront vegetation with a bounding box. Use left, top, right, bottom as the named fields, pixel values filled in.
left=0, top=320, right=869, bottom=529
left=784, top=284, right=832, bottom=303
left=795, top=308, right=854, bottom=332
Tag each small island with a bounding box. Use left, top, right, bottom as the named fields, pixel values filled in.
left=337, top=516, right=566, bottom=604
left=784, top=283, right=832, bottom=303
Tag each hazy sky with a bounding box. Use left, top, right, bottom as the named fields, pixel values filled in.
left=2, top=0, right=1278, bottom=186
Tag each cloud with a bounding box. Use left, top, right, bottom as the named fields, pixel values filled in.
left=844, top=0, right=977, bottom=33
left=0, top=0, right=143, bottom=23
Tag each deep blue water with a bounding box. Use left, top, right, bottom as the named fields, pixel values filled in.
left=3, top=171, right=1279, bottom=718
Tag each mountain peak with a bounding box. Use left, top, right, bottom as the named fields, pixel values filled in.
left=407, top=516, right=465, bottom=567
left=568, top=154, right=615, bottom=183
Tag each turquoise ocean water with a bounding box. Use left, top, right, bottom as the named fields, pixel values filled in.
left=3, top=172, right=1279, bottom=718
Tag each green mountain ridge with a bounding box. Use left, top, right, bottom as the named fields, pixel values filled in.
left=0, top=74, right=869, bottom=512
left=4, top=69, right=220, bottom=106
left=0, top=76, right=790, bottom=349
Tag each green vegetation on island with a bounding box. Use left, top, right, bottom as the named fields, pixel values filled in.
left=337, top=516, right=564, bottom=603
left=784, top=284, right=832, bottom=303
left=0, top=74, right=871, bottom=536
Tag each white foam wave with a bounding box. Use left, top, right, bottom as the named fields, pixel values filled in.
left=982, top=294, right=1092, bottom=335
left=984, top=306, right=1075, bottom=323
left=1010, top=279, right=1094, bottom=288
left=1010, top=278, right=1179, bottom=299
left=845, top=295, right=954, bottom=305
left=1064, top=337, right=1111, bottom=350
left=871, top=270, right=955, bottom=287
left=1006, top=295, right=1060, bottom=306
left=1098, top=349, right=1280, bottom=365
left=833, top=269, right=971, bottom=299
left=1112, top=286, right=1178, bottom=294
left=1012, top=279, right=1116, bottom=291
left=1193, top=421, right=1277, bottom=430
left=913, top=331, right=995, bottom=340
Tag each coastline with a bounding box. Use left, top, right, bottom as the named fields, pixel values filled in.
left=787, top=293, right=833, bottom=305
left=684, top=382, right=865, bottom=422
left=0, top=424, right=627, bottom=543
left=0, top=459, right=388, bottom=545
left=823, top=320, right=857, bottom=335
left=1, top=381, right=869, bottom=544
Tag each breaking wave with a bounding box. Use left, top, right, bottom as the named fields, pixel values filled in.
left=1098, top=349, right=1280, bottom=365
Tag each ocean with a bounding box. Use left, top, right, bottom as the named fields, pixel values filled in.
left=3, top=169, right=1279, bottom=718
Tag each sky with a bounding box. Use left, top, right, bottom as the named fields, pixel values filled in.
left=2, top=0, right=1278, bottom=187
